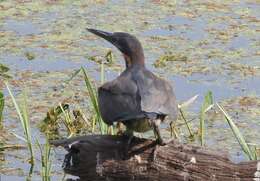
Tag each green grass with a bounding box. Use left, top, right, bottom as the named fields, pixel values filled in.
left=0, top=91, right=4, bottom=129
left=100, top=61, right=105, bottom=84
left=179, top=108, right=194, bottom=139
left=199, top=91, right=213, bottom=146
left=5, top=83, right=34, bottom=165
left=217, top=103, right=257, bottom=160
left=59, top=103, right=75, bottom=137
left=65, top=67, right=109, bottom=134
left=81, top=67, right=107, bottom=134
left=178, top=95, right=199, bottom=140
left=36, top=140, right=52, bottom=181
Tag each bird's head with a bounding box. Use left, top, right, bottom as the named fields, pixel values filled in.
left=87, top=28, right=145, bottom=68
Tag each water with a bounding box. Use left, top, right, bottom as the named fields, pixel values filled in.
left=0, top=0, right=259, bottom=180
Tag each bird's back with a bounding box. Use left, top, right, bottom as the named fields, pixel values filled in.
left=98, top=66, right=178, bottom=125
left=133, top=67, right=178, bottom=120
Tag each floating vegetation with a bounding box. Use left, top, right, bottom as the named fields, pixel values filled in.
left=38, top=103, right=69, bottom=138
left=217, top=103, right=257, bottom=160
left=0, top=63, right=9, bottom=73
left=221, top=96, right=260, bottom=119
left=0, top=144, right=26, bottom=151
left=25, top=52, right=36, bottom=60
left=153, top=53, right=188, bottom=68
left=0, top=0, right=259, bottom=180
left=0, top=91, right=4, bottom=129
left=88, top=50, right=115, bottom=66
left=227, top=63, right=259, bottom=76
left=105, top=50, right=114, bottom=65
left=88, top=55, right=103, bottom=64
left=0, top=141, right=3, bottom=152
left=0, top=63, right=12, bottom=79
left=39, top=103, right=89, bottom=139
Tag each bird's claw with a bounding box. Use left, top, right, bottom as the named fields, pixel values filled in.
left=156, top=137, right=174, bottom=146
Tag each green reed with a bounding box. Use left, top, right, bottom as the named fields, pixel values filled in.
left=36, top=140, right=52, bottom=181
left=5, top=83, right=34, bottom=164
left=217, top=103, right=257, bottom=160
left=199, top=91, right=213, bottom=146
left=81, top=67, right=107, bottom=134
left=0, top=91, right=4, bottom=129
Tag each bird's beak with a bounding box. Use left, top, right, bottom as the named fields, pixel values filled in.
left=87, top=28, right=123, bottom=52
left=87, top=29, right=113, bottom=42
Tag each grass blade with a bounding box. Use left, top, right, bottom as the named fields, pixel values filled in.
left=11, top=132, right=27, bottom=142
left=65, top=68, right=81, bottom=84
left=0, top=91, right=4, bottom=128
left=36, top=139, right=52, bottom=181
left=217, top=103, right=256, bottom=160
left=179, top=94, right=198, bottom=109
left=101, top=61, right=105, bottom=84
left=81, top=67, right=107, bottom=134
left=179, top=108, right=194, bottom=138
left=5, top=83, right=34, bottom=164
left=59, top=103, right=74, bottom=137
left=199, top=91, right=213, bottom=146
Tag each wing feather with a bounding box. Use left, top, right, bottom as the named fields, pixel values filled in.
left=98, top=71, right=144, bottom=125
left=134, top=68, right=178, bottom=120
left=97, top=68, right=178, bottom=125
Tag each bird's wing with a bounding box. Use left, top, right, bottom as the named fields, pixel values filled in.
left=134, top=68, right=178, bottom=120
left=98, top=71, right=145, bottom=125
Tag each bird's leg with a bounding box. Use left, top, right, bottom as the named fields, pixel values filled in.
left=116, top=122, right=125, bottom=135
left=122, top=127, right=134, bottom=157
left=151, top=119, right=166, bottom=145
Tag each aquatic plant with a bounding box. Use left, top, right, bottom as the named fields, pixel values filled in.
left=5, top=83, right=34, bottom=164
left=0, top=91, right=4, bottom=129
left=36, top=140, right=52, bottom=181
left=179, top=108, right=194, bottom=139
left=217, top=103, right=257, bottom=160
left=25, top=52, right=35, bottom=60
left=38, top=104, right=69, bottom=138
left=59, top=103, right=76, bottom=137
left=39, top=103, right=89, bottom=139
left=199, top=91, right=213, bottom=146
left=87, top=50, right=115, bottom=66
left=153, top=52, right=188, bottom=68
left=64, top=66, right=109, bottom=134
left=105, top=50, right=114, bottom=65
left=0, top=63, right=12, bottom=79
left=177, top=95, right=199, bottom=140
left=81, top=67, right=107, bottom=134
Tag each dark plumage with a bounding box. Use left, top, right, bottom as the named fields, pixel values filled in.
left=87, top=29, right=178, bottom=144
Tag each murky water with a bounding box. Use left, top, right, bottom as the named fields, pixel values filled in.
left=0, top=0, right=259, bottom=180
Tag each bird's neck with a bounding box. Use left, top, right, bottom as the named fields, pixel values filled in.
left=124, top=54, right=145, bottom=68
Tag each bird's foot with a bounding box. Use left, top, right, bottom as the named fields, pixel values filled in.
left=156, top=137, right=175, bottom=146
left=122, top=133, right=134, bottom=159
left=116, top=122, right=125, bottom=135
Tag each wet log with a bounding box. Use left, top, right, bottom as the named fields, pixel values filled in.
left=51, top=135, right=260, bottom=181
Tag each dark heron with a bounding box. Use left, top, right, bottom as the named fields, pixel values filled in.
left=87, top=28, right=178, bottom=145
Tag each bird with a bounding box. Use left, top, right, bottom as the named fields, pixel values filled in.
left=87, top=28, right=178, bottom=145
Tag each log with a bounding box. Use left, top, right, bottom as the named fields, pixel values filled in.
left=51, top=135, right=260, bottom=181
